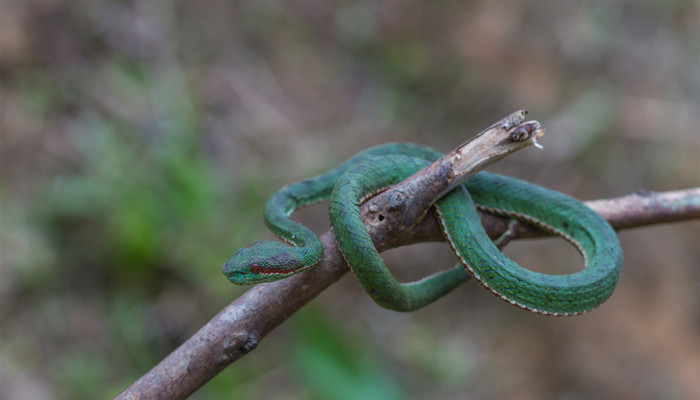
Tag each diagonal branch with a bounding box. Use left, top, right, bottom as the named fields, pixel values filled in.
left=115, top=119, right=700, bottom=399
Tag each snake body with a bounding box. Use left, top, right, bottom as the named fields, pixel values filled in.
left=224, top=143, right=623, bottom=315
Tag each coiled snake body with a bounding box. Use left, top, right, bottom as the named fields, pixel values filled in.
left=224, top=143, right=622, bottom=315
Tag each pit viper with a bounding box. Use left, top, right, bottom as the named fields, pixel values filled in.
left=223, top=143, right=622, bottom=315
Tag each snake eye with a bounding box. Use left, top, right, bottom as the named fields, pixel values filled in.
left=250, top=262, right=263, bottom=274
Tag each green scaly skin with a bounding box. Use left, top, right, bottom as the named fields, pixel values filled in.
left=224, top=143, right=623, bottom=315
left=330, top=154, right=622, bottom=314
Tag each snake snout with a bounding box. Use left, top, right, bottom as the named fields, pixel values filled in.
left=223, top=261, right=249, bottom=283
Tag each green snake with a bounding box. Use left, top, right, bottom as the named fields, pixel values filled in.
left=223, top=143, right=623, bottom=315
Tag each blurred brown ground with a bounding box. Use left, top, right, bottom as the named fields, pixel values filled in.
left=1, top=1, right=699, bottom=399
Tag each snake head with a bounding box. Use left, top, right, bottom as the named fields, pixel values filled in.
left=223, top=241, right=313, bottom=284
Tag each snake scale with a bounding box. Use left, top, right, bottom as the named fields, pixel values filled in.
left=224, top=143, right=623, bottom=315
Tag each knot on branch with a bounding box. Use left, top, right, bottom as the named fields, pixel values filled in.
left=221, top=333, right=259, bottom=364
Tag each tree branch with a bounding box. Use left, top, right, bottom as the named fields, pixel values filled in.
left=115, top=122, right=700, bottom=400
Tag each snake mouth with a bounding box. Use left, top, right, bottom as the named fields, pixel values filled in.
left=224, top=269, right=248, bottom=284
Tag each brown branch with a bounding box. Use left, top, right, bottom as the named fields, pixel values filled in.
left=116, top=188, right=700, bottom=399
left=588, top=188, right=700, bottom=229
left=116, top=192, right=700, bottom=400
left=115, top=122, right=700, bottom=400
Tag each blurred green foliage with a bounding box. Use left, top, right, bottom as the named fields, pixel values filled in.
left=291, top=309, right=403, bottom=400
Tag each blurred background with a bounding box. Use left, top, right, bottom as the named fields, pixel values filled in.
left=1, top=0, right=699, bottom=399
